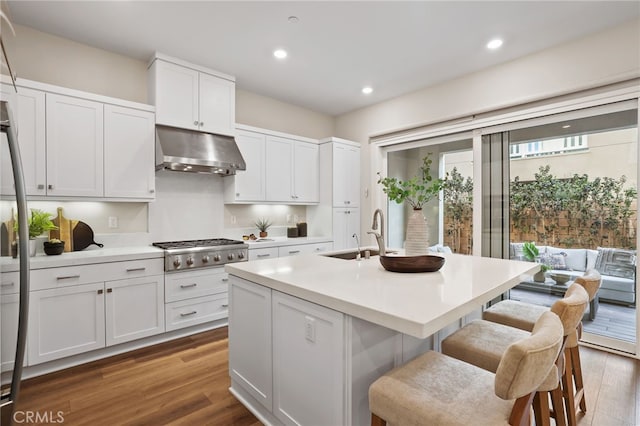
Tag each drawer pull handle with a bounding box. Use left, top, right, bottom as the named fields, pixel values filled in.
left=97, top=289, right=103, bottom=295
left=180, top=283, right=197, bottom=289
left=257, top=254, right=271, bottom=258
left=289, top=250, right=300, bottom=254
left=126, top=267, right=146, bottom=272
left=0, top=282, right=15, bottom=287
left=107, top=288, right=113, bottom=293
left=180, top=310, right=197, bottom=317
left=222, top=304, right=229, bottom=308
left=57, top=275, right=80, bottom=280
left=221, top=278, right=229, bottom=282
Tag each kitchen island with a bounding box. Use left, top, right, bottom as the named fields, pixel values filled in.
left=225, top=252, right=538, bottom=426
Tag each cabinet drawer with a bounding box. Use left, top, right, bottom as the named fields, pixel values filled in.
left=31, top=264, right=104, bottom=291
left=165, top=268, right=228, bottom=303
left=278, top=242, right=333, bottom=257
left=1, top=272, right=20, bottom=295
left=307, top=242, right=333, bottom=254
left=107, top=258, right=164, bottom=281
left=165, top=294, right=228, bottom=331
left=249, top=247, right=279, bottom=261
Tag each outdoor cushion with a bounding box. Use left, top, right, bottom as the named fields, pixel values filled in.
left=594, top=247, right=636, bottom=280
left=548, top=247, right=587, bottom=271
left=586, top=249, right=599, bottom=271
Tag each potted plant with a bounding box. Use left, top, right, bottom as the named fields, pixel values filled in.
left=522, top=241, right=550, bottom=283
left=14, top=209, right=58, bottom=256
left=377, top=153, right=443, bottom=255
left=254, top=218, right=272, bottom=238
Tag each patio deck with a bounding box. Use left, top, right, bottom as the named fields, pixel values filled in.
left=509, top=287, right=636, bottom=343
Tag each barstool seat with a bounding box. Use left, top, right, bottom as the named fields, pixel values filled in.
left=369, top=311, right=564, bottom=426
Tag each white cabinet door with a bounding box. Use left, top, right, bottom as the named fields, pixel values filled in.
left=1, top=293, right=20, bottom=372
left=293, top=142, right=319, bottom=203
left=198, top=72, right=235, bottom=136
left=29, top=282, right=105, bottom=365
left=332, top=208, right=360, bottom=250
left=228, top=277, right=273, bottom=411
left=232, top=130, right=266, bottom=201
left=272, top=291, right=345, bottom=426
left=153, top=60, right=199, bottom=131
left=333, top=143, right=360, bottom=207
left=46, top=94, right=104, bottom=197
left=104, top=105, right=155, bottom=199
left=265, top=136, right=294, bottom=202
left=105, top=275, right=165, bottom=346
left=0, top=85, right=46, bottom=196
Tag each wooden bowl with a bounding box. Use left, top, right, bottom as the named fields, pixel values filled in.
left=379, top=254, right=445, bottom=273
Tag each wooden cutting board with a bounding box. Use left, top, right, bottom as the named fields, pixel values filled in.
left=50, top=207, right=73, bottom=252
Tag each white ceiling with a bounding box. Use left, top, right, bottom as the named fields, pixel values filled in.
left=5, top=1, right=639, bottom=116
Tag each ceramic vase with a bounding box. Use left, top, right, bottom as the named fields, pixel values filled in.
left=405, top=209, right=429, bottom=255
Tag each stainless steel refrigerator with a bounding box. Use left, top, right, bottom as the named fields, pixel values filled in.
left=0, top=98, right=31, bottom=425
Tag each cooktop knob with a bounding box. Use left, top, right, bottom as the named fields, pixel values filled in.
left=173, top=258, right=181, bottom=268
left=213, top=254, right=221, bottom=262
left=227, top=253, right=235, bottom=261
left=202, top=255, right=210, bottom=263
left=238, top=252, right=245, bottom=259
left=186, top=257, right=194, bottom=266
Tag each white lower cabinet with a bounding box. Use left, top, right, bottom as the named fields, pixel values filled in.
left=29, top=282, right=106, bottom=365
left=272, top=291, right=345, bottom=426
left=332, top=208, right=360, bottom=250
left=277, top=242, right=333, bottom=257
left=164, top=267, right=229, bottom=331
left=1, top=293, right=21, bottom=372
left=105, top=275, right=165, bottom=346
left=229, top=276, right=345, bottom=425
left=229, top=277, right=273, bottom=410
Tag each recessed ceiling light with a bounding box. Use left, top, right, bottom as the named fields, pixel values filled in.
left=562, top=124, right=572, bottom=129
left=362, top=86, right=373, bottom=95
left=273, top=49, right=287, bottom=59
left=486, top=38, right=503, bottom=50
left=288, top=16, right=299, bottom=23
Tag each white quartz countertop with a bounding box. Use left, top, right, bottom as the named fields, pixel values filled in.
left=243, top=236, right=332, bottom=249
left=0, top=246, right=164, bottom=272
left=225, top=252, right=539, bottom=339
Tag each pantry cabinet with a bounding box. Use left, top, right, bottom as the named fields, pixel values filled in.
left=332, top=208, right=360, bottom=251
left=0, top=84, right=46, bottom=196
left=149, top=54, right=235, bottom=136
left=332, top=142, right=360, bottom=207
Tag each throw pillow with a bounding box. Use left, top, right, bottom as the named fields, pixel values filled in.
left=542, top=252, right=568, bottom=270
left=594, top=247, right=636, bottom=280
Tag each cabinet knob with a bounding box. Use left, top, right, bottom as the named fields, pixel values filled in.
left=200, top=121, right=204, bottom=127
left=107, top=288, right=113, bottom=293
left=236, top=193, right=240, bottom=196
left=37, top=184, right=44, bottom=190
left=193, top=120, right=199, bottom=126
left=149, top=189, right=155, bottom=193
left=48, top=184, right=53, bottom=190
left=97, top=289, right=103, bottom=295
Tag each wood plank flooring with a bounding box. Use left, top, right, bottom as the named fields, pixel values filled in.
left=14, top=327, right=640, bottom=425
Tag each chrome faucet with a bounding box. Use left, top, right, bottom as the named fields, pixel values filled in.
left=353, top=233, right=361, bottom=261
left=367, top=208, right=386, bottom=255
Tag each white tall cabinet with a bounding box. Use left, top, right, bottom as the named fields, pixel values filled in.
left=307, top=138, right=361, bottom=250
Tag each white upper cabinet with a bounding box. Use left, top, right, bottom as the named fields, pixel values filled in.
left=104, top=105, right=155, bottom=199
left=226, top=125, right=319, bottom=205
left=265, top=136, right=319, bottom=203
left=333, top=142, right=360, bottom=207
left=227, top=130, right=266, bottom=202
left=149, top=54, right=235, bottom=137
left=0, top=84, right=46, bottom=196
left=46, top=93, right=104, bottom=197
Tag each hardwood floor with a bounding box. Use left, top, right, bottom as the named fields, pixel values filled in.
left=14, top=327, right=640, bottom=425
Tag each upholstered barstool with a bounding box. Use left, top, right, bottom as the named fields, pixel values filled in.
left=368, top=311, right=564, bottom=426
left=442, top=282, right=589, bottom=426
left=482, top=270, right=601, bottom=425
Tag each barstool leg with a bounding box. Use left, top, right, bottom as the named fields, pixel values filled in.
left=371, top=413, right=386, bottom=426
left=562, top=347, right=578, bottom=426
left=533, top=392, right=551, bottom=426
left=570, top=345, right=587, bottom=412
left=550, top=385, right=566, bottom=426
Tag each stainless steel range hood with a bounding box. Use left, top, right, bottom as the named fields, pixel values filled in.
left=155, top=125, right=246, bottom=175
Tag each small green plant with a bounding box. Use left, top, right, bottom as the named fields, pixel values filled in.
left=377, top=153, right=443, bottom=210
left=254, top=218, right=272, bottom=232
left=14, top=209, right=58, bottom=239
left=522, top=242, right=550, bottom=272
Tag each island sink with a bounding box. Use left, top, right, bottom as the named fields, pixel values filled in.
left=322, top=249, right=396, bottom=260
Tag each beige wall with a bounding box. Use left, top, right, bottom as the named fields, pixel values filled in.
left=4, top=24, right=334, bottom=140
left=334, top=18, right=640, bottom=244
